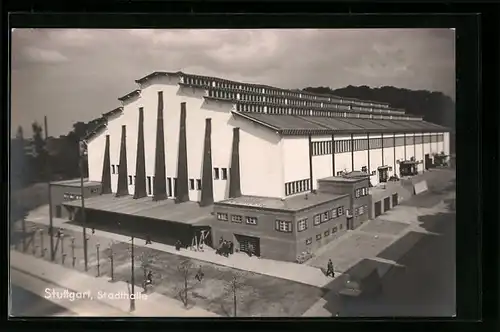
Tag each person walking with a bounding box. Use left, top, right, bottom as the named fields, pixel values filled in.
left=326, top=259, right=335, bottom=277
left=195, top=266, right=204, bottom=282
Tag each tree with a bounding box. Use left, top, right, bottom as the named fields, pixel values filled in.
left=177, top=259, right=193, bottom=308
left=224, top=274, right=244, bottom=317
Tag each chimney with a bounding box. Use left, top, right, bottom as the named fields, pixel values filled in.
left=134, top=107, right=147, bottom=199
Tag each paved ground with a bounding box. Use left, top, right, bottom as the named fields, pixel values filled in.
left=11, top=222, right=324, bottom=317
left=10, top=284, right=74, bottom=317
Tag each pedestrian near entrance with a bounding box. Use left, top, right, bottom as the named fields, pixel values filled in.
left=326, top=259, right=335, bottom=277
left=175, top=240, right=182, bottom=251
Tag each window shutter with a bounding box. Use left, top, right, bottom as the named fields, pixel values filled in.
left=275, top=220, right=280, bottom=231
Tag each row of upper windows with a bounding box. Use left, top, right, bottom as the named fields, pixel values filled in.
left=285, top=179, right=311, bottom=196
left=305, top=223, right=344, bottom=245
left=311, top=135, right=445, bottom=156
left=236, top=104, right=415, bottom=120
left=217, top=213, right=258, bottom=225
left=109, top=165, right=228, bottom=183
left=313, top=206, right=345, bottom=226
left=354, top=188, right=369, bottom=199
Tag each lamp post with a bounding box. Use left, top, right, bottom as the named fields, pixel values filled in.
left=21, top=218, right=26, bottom=252
left=79, top=140, right=89, bottom=272
left=96, top=243, right=100, bottom=277
left=60, top=231, right=66, bottom=265
left=130, top=236, right=135, bottom=312
left=39, top=229, right=44, bottom=257
left=44, top=116, right=55, bottom=262
left=71, top=237, right=76, bottom=268
left=109, top=243, right=114, bottom=282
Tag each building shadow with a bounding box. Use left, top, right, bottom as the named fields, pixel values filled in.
left=318, top=196, right=456, bottom=317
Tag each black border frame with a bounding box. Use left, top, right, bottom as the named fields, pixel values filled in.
left=3, top=1, right=498, bottom=331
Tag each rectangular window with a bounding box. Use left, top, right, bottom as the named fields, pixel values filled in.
left=231, top=215, right=242, bottom=223
left=246, top=217, right=258, bottom=225
left=313, top=214, right=321, bottom=226
left=297, top=218, right=308, bottom=232
left=167, top=178, right=172, bottom=197
left=306, top=238, right=312, bottom=245
left=112, top=165, right=116, bottom=174
left=217, top=213, right=228, bottom=221
left=332, top=227, right=338, bottom=233
left=331, top=209, right=338, bottom=219
left=189, top=179, right=195, bottom=190
left=196, top=179, right=202, bottom=190
left=316, top=234, right=322, bottom=241
left=324, top=230, right=330, bottom=237
left=337, top=207, right=344, bottom=216
left=221, top=168, right=228, bottom=180
left=147, top=176, right=152, bottom=195
left=276, top=220, right=293, bottom=233
left=214, top=167, right=220, bottom=180
left=321, top=212, right=329, bottom=222
left=355, top=189, right=360, bottom=198
left=359, top=206, right=365, bottom=215
left=129, top=175, right=133, bottom=185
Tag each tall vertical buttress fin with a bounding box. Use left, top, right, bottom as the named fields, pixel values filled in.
left=229, top=127, right=241, bottom=198
left=199, top=118, right=214, bottom=207
left=153, top=91, right=167, bottom=201
left=134, top=107, right=147, bottom=199
left=116, top=125, right=129, bottom=197
left=100, top=135, right=112, bottom=194
left=175, top=102, right=189, bottom=203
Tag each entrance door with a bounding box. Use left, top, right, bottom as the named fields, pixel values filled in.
left=425, top=154, right=431, bottom=170
left=379, top=169, right=388, bottom=183
left=235, top=234, right=260, bottom=257
left=384, top=197, right=391, bottom=212
left=374, top=201, right=382, bottom=218
left=55, top=205, right=62, bottom=218
left=392, top=193, right=398, bottom=207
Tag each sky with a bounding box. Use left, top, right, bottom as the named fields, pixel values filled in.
left=11, top=28, right=455, bottom=137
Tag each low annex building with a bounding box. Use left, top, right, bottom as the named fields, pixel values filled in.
left=53, top=71, right=450, bottom=262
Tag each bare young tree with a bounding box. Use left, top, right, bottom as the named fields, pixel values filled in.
left=177, top=259, right=193, bottom=308
left=224, top=273, right=244, bottom=317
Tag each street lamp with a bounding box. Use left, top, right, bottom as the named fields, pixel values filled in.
left=79, top=140, right=89, bottom=272
left=39, top=229, right=44, bottom=257
left=130, top=236, right=135, bottom=312
left=109, top=243, right=114, bottom=282
left=60, top=231, right=66, bottom=265
left=96, top=243, right=100, bottom=277
left=71, top=237, right=76, bottom=268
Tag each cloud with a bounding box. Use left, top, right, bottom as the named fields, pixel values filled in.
left=10, top=28, right=455, bottom=137
left=22, top=47, right=69, bottom=64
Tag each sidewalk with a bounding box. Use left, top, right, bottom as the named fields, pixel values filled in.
left=10, top=251, right=218, bottom=317
left=26, top=209, right=334, bottom=289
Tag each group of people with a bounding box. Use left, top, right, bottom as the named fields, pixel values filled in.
left=216, top=238, right=234, bottom=257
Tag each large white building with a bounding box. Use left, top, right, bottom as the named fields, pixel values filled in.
left=86, top=71, right=450, bottom=204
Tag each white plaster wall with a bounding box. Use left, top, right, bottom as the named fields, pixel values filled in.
left=369, top=148, right=382, bottom=186
left=423, top=132, right=432, bottom=157
left=333, top=135, right=351, bottom=175
left=415, top=143, right=424, bottom=172
left=282, top=136, right=310, bottom=184
left=312, top=155, right=333, bottom=190
left=89, top=74, right=283, bottom=202
left=432, top=134, right=439, bottom=153
left=444, top=132, right=451, bottom=156
left=311, top=135, right=332, bottom=142
left=353, top=134, right=368, bottom=172
left=87, top=127, right=108, bottom=183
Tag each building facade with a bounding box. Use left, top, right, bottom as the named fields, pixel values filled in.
left=78, top=70, right=450, bottom=262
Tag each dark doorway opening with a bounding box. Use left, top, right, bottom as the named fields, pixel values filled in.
left=55, top=205, right=62, bottom=218
left=400, top=162, right=418, bottom=177
left=235, top=234, right=260, bottom=257
left=392, top=193, right=399, bottom=207
left=378, top=168, right=389, bottom=183
left=384, top=197, right=391, bottom=212
left=424, top=154, right=432, bottom=170
left=374, top=201, right=382, bottom=218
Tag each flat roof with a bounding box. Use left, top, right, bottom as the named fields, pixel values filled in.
left=63, top=194, right=213, bottom=226
left=216, top=193, right=349, bottom=212
left=51, top=179, right=101, bottom=188
left=319, top=175, right=369, bottom=183
left=232, top=111, right=449, bottom=136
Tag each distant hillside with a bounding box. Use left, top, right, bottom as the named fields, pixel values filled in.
left=303, top=85, right=455, bottom=153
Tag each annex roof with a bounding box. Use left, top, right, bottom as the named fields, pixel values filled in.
left=63, top=194, right=213, bottom=226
